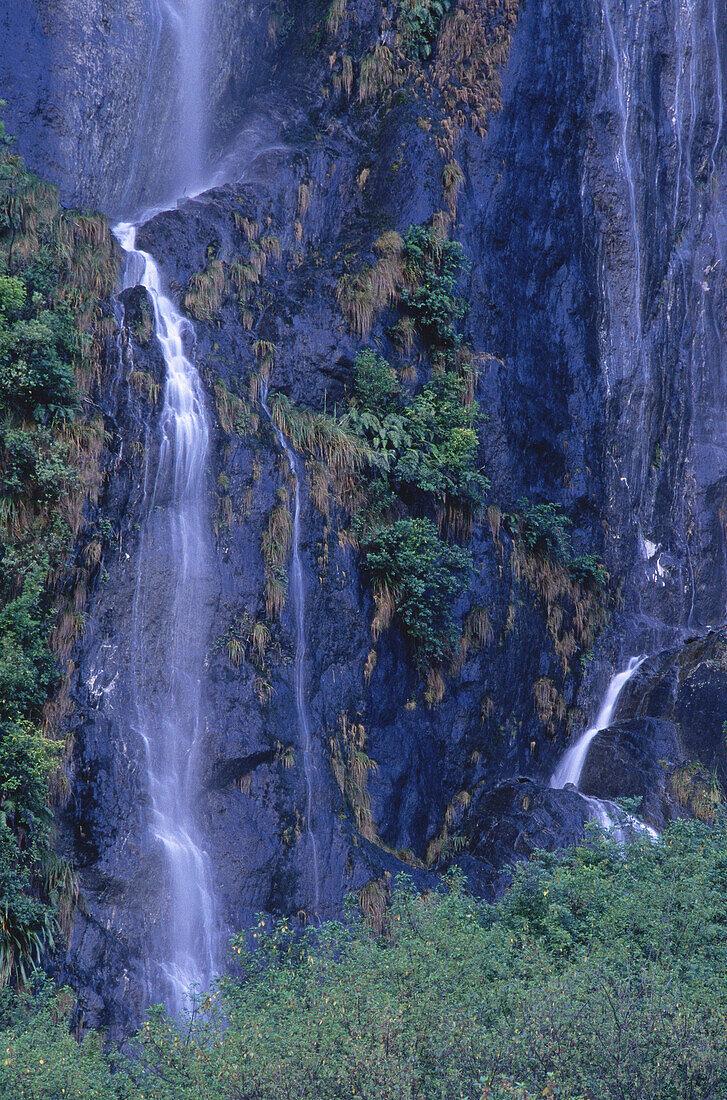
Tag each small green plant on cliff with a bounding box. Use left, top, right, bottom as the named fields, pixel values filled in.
left=508, top=498, right=573, bottom=559
left=350, top=348, right=400, bottom=413
left=400, top=224, right=467, bottom=348
left=361, top=517, right=471, bottom=669
left=507, top=499, right=607, bottom=587
left=397, top=0, right=452, bottom=62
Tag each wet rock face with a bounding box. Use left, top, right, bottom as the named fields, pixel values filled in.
left=459, top=779, right=591, bottom=898
left=5, top=0, right=727, bottom=1036
left=0, top=0, right=274, bottom=214
left=579, top=717, right=685, bottom=831
left=463, top=0, right=727, bottom=655
left=619, top=630, right=727, bottom=786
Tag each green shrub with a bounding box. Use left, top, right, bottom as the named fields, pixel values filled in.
left=361, top=517, right=471, bottom=668
left=0, top=114, right=107, bottom=984
left=569, top=552, right=608, bottom=587
left=509, top=498, right=573, bottom=559
left=352, top=348, right=400, bottom=413
left=0, top=978, right=125, bottom=1097
left=130, top=818, right=727, bottom=1100
left=396, top=373, right=487, bottom=505
left=0, top=428, right=36, bottom=496
left=5, top=821, right=727, bottom=1097
left=398, top=0, right=451, bottom=61
left=0, top=308, right=78, bottom=420
left=0, top=557, right=56, bottom=720
left=400, top=224, right=467, bottom=347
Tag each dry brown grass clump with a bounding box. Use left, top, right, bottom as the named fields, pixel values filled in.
left=336, top=233, right=405, bottom=337
left=511, top=544, right=607, bottom=674
left=269, top=392, right=377, bottom=476
left=358, top=44, right=401, bottom=102
left=183, top=259, right=227, bottom=321
left=262, top=492, right=293, bottom=618
left=330, top=713, right=379, bottom=841
left=670, top=763, right=724, bottom=823
left=213, top=377, right=258, bottom=436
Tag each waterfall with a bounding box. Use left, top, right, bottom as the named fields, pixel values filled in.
left=551, top=657, right=657, bottom=839
left=711, top=0, right=724, bottom=174
left=113, top=222, right=219, bottom=1013
left=259, top=383, right=321, bottom=918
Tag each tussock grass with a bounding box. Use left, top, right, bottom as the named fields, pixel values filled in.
left=671, top=763, right=724, bottom=823
left=326, top=0, right=347, bottom=36
left=183, top=259, right=227, bottom=322
left=330, top=713, right=379, bottom=842
left=359, top=44, right=400, bottom=102
left=268, top=392, right=377, bottom=475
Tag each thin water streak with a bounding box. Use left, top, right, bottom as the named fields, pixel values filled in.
left=601, top=0, right=642, bottom=333
left=259, top=381, right=321, bottom=918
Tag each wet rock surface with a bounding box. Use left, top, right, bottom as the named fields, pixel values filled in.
left=0, top=0, right=275, bottom=214
left=580, top=717, right=685, bottom=831
left=459, top=779, right=592, bottom=898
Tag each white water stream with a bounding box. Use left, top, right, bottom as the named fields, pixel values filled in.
left=105, top=0, right=219, bottom=1012
left=551, top=657, right=657, bottom=839
left=114, top=223, right=218, bottom=1012
left=260, top=382, right=321, bottom=918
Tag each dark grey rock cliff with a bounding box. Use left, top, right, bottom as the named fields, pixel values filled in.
left=4, top=0, right=727, bottom=1036
left=0, top=0, right=275, bottom=214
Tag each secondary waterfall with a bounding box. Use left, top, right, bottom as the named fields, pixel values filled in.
left=551, top=657, right=657, bottom=838
left=260, top=383, right=321, bottom=918
left=114, top=222, right=218, bottom=1012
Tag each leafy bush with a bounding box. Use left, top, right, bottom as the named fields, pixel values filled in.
left=361, top=517, right=471, bottom=667
left=352, top=348, right=400, bottom=413
left=0, top=115, right=109, bottom=984
left=346, top=361, right=487, bottom=511
left=0, top=978, right=124, bottom=1098
left=508, top=500, right=608, bottom=599
left=569, top=551, right=608, bottom=587
left=400, top=224, right=467, bottom=347
left=397, top=0, right=451, bottom=61
left=8, top=818, right=727, bottom=1099
left=509, top=498, right=573, bottom=559
left=0, top=557, right=56, bottom=720
left=396, top=373, right=487, bottom=506
left=0, top=308, right=78, bottom=421
left=0, top=427, right=36, bottom=496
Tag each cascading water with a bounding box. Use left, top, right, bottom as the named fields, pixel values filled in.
left=114, top=222, right=219, bottom=1011
left=120, top=0, right=209, bottom=216
left=259, top=383, right=321, bottom=918
left=551, top=657, right=644, bottom=790
left=551, top=657, right=657, bottom=838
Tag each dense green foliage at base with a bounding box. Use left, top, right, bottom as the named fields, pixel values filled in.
left=4, top=818, right=727, bottom=1098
